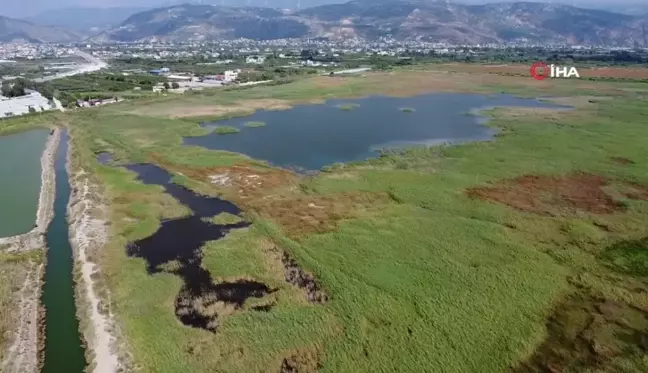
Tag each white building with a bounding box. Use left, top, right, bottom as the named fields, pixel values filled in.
left=224, top=69, right=241, bottom=81
left=245, top=56, right=266, bottom=64
left=0, top=92, right=53, bottom=119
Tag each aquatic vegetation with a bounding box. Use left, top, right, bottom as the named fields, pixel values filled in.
left=337, top=103, right=360, bottom=111
left=212, top=126, right=240, bottom=135
left=244, top=121, right=266, bottom=128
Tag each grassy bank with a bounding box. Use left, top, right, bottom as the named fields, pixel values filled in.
left=0, top=251, right=43, bottom=360
left=67, top=69, right=648, bottom=373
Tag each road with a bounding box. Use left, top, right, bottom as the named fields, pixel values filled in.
left=35, top=49, right=107, bottom=83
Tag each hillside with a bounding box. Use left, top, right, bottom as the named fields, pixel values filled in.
left=0, top=16, right=81, bottom=43
left=25, top=7, right=147, bottom=32
left=91, top=0, right=648, bottom=46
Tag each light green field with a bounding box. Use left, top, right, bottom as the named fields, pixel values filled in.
left=51, top=69, right=648, bottom=373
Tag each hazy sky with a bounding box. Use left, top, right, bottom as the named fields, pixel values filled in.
left=1, top=0, right=643, bottom=19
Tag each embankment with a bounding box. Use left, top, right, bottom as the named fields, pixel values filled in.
left=67, top=140, right=122, bottom=373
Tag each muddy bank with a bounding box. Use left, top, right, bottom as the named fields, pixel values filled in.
left=1, top=128, right=58, bottom=373
left=67, top=141, right=122, bottom=373
left=276, top=249, right=328, bottom=304
left=124, top=163, right=277, bottom=332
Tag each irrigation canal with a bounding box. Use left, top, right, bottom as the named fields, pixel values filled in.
left=41, top=131, right=86, bottom=373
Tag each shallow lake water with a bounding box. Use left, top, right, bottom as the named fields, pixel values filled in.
left=184, top=93, right=567, bottom=171
left=0, top=129, right=49, bottom=237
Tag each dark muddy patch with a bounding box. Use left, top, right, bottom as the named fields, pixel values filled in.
left=277, top=248, right=328, bottom=303
left=602, top=237, right=648, bottom=278
left=467, top=173, right=625, bottom=216
left=512, top=293, right=648, bottom=373
left=611, top=157, right=635, bottom=165
left=95, top=152, right=114, bottom=165
left=124, top=163, right=277, bottom=332
left=279, top=347, right=323, bottom=373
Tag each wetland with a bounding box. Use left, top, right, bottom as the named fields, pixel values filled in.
left=185, top=93, right=566, bottom=170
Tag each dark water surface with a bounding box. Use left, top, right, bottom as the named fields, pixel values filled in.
left=124, top=163, right=275, bottom=331
left=184, top=93, right=566, bottom=170
left=42, top=131, right=86, bottom=373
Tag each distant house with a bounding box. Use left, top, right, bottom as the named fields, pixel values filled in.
left=76, top=97, right=120, bottom=108
left=150, top=67, right=170, bottom=75
left=223, top=69, right=240, bottom=81
left=245, top=56, right=266, bottom=64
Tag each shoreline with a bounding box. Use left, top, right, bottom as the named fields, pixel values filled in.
left=67, top=136, right=122, bottom=373
left=1, top=128, right=59, bottom=373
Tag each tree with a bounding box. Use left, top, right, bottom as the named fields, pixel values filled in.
left=171, top=82, right=180, bottom=89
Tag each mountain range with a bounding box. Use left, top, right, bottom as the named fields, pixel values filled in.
left=2, top=0, right=648, bottom=46
left=90, top=0, right=648, bottom=46
left=0, top=16, right=81, bottom=43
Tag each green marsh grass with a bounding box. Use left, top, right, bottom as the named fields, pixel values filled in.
left=212, top=126, right=240, bottom=135
left=244, top=121, right=266, bottom=128
left=203, top=212, right=245, bottom=225
left=68, top=72, right=648, bottom=373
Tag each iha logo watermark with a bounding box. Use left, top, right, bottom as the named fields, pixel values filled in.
left=530, top=62, right=580, bottom=80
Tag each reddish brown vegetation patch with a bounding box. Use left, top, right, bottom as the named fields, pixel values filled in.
left=611, top=157, right=635, bottom=165
left=149, top=154, right=389, bottom=237
left=250, top=192, right=390, bottom=238
left=150, top=153, right=298, bottom=198
left=513, top=293, right=648, bottom=373
left=466, top=173, right=625, bottom=215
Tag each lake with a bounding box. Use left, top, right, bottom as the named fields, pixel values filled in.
left=0, top=129, right=49, bottom=237
left=184, top=93, right=566, bottom=171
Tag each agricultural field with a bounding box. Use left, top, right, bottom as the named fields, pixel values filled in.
left=65, top=66, right=648, bottom=373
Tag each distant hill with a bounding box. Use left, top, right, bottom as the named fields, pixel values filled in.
left=91, top=0, right=648, bottom=46
left=25, top=7, right=147, bottom=33
left=0, top=16, right=81, bottom=43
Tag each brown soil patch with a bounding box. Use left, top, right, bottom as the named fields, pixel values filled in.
left=624, top=183, right=648, bottom=201
left=512, top=293, right=648, bottom=373
left=611, top=157, right=635, bottom=165
left=250, top=192, right=390, bottom=238
left=132, top=98, right=293, bottom=119
left=278, top=347, right=323, bottom=373
left=466, top=173, right=625, bottom=216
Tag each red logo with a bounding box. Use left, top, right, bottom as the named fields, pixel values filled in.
left=530, top=62, right=550, bottom=80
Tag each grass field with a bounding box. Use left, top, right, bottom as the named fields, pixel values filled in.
left=0, top=251, right=43, bottom=361
left=62, top=67, right=648, bottom=373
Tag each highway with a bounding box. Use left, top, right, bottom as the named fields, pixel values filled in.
left=34, top=49, right=107, bottom=83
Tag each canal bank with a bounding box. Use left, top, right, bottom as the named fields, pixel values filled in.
left=1, top=128, right=58, bottom=373
left=67, top=134, right=122, bottom=373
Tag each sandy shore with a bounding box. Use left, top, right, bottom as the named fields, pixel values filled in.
left=67, top=143, right=122, bottom=373
left=1, top=128, right=59, bottom=373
